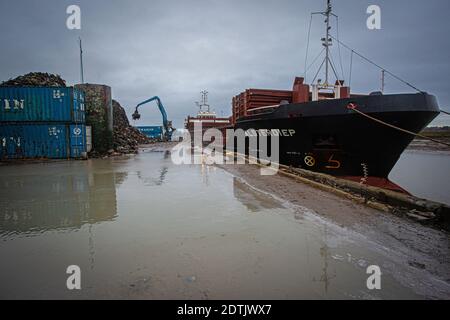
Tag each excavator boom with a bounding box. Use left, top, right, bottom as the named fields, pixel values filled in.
left=132, top=96, right=174, bottom=141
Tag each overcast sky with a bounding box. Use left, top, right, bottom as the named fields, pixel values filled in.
left=1, top=0, right=449, bottom=127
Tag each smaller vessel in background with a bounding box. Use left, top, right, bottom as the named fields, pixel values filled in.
left=184, top=90, right=231, bottom=137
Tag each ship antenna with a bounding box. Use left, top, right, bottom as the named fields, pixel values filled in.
left=324, top=0, right=331, bottom=85
left=200, top=90, right=210, bottom=113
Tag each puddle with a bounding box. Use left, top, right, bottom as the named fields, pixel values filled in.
left=0, top=150, right=448, bottom=299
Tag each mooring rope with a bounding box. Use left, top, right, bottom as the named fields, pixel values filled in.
left=347, top=103, right=450, bottom=147
left=440, top=109, right=450, bottom=116
left=349, top=50, right=354, bottom=87
left=335, top=16, right=345, bottom=83
left=304, top=14, right=314, bottom=81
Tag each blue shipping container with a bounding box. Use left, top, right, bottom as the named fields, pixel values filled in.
left=0, top=87, right=85, bottom=123
left=0, top=123, right=87, bottom=160
left=136, top=126, right=163, bottom=139
left=69, top=124, right=87, bottom=158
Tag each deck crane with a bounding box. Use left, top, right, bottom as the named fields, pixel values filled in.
left=132, top=96, right=175, bottom=141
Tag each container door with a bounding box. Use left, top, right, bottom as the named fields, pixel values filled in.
left=86, top=126, right=92, bottom=152
left=72, top=89, right=86, bottom=123
left=69, top=124, right=87, bottom=158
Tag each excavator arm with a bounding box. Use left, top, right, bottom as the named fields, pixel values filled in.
left=132, top=96, right=174, bottom=141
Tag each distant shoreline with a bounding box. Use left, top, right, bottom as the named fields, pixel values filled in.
left=407, top=127, right=450, bottom=152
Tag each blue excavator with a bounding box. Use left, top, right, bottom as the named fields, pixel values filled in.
left=132, top=96, right=175, bottom=141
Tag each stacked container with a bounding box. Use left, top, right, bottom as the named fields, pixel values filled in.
left=0, top=87, right=88, bottom=160
left=232, top=88, right=293, bottom=121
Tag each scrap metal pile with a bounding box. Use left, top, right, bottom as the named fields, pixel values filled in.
left=0, top=72, right=67, bottom=87
left=113, top=100, right=151, bottom=154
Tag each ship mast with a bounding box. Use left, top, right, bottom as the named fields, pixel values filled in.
left=308, top=0, right=345, bottom=100
left=323, top=0, right=332, bottom=86
left=310, top=0, right=338, bottom=88
left=196, top=90, right=216, bottom=118
left=317, top=0, right=338, bottom=87
left=200, top=90, right=210, bottom=113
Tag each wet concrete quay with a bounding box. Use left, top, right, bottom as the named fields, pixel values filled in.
left=0, top=145, right=449, bottom=299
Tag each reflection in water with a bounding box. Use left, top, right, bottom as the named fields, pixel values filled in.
left=135, top=150, right=171, bottom=186
left=164, top=150, right=170, bottom=160
left=316, top=226, right=335, bottom=294
left=114, top=171, right=129, bottom=186
left=201, top=164, right=212, bottom=186
left=232, top=176, right=335, bottom=293
left=0, top=150, right=446, bottom=299
left=137, top=166, right=169, bottom=186
left=88, top=224, right=95, bottom=270
left=0, top=162, right=120, bottom=237
left=232, top=175, right=337, bottom=293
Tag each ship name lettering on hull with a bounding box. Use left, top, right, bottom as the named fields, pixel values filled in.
left=245, top=129, right=295, bottom=137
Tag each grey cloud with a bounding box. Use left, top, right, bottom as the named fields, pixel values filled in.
left=1, top=0, right=449, bottom=127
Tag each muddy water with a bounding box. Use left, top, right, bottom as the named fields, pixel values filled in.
left=0, top=149, right=448, bottom=299
left=390, top=150, right=450, bottom=205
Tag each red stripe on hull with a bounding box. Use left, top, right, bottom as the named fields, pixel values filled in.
left=341, top=176, right=410, bottom=194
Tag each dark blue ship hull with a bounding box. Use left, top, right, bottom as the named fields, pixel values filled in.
left=234, top=93, right=440, bottom=179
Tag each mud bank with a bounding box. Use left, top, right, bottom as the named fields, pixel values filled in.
left=408, top=128, right=450, bottom=152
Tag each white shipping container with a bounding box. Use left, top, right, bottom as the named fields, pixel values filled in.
left=86, top=126, right=92, bottom=153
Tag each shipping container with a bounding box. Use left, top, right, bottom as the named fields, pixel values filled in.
left=0, top=123, right=87, bottom=160
left=136, top=126, right=163, bottom=139
left=0, top=87, right=85, bottom=123
left=86, top=125, right=93, bottom=152
left=232, top=88, right=294, bottom=120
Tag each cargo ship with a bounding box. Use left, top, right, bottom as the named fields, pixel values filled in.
left=229, top=0, right=440, bottom=191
